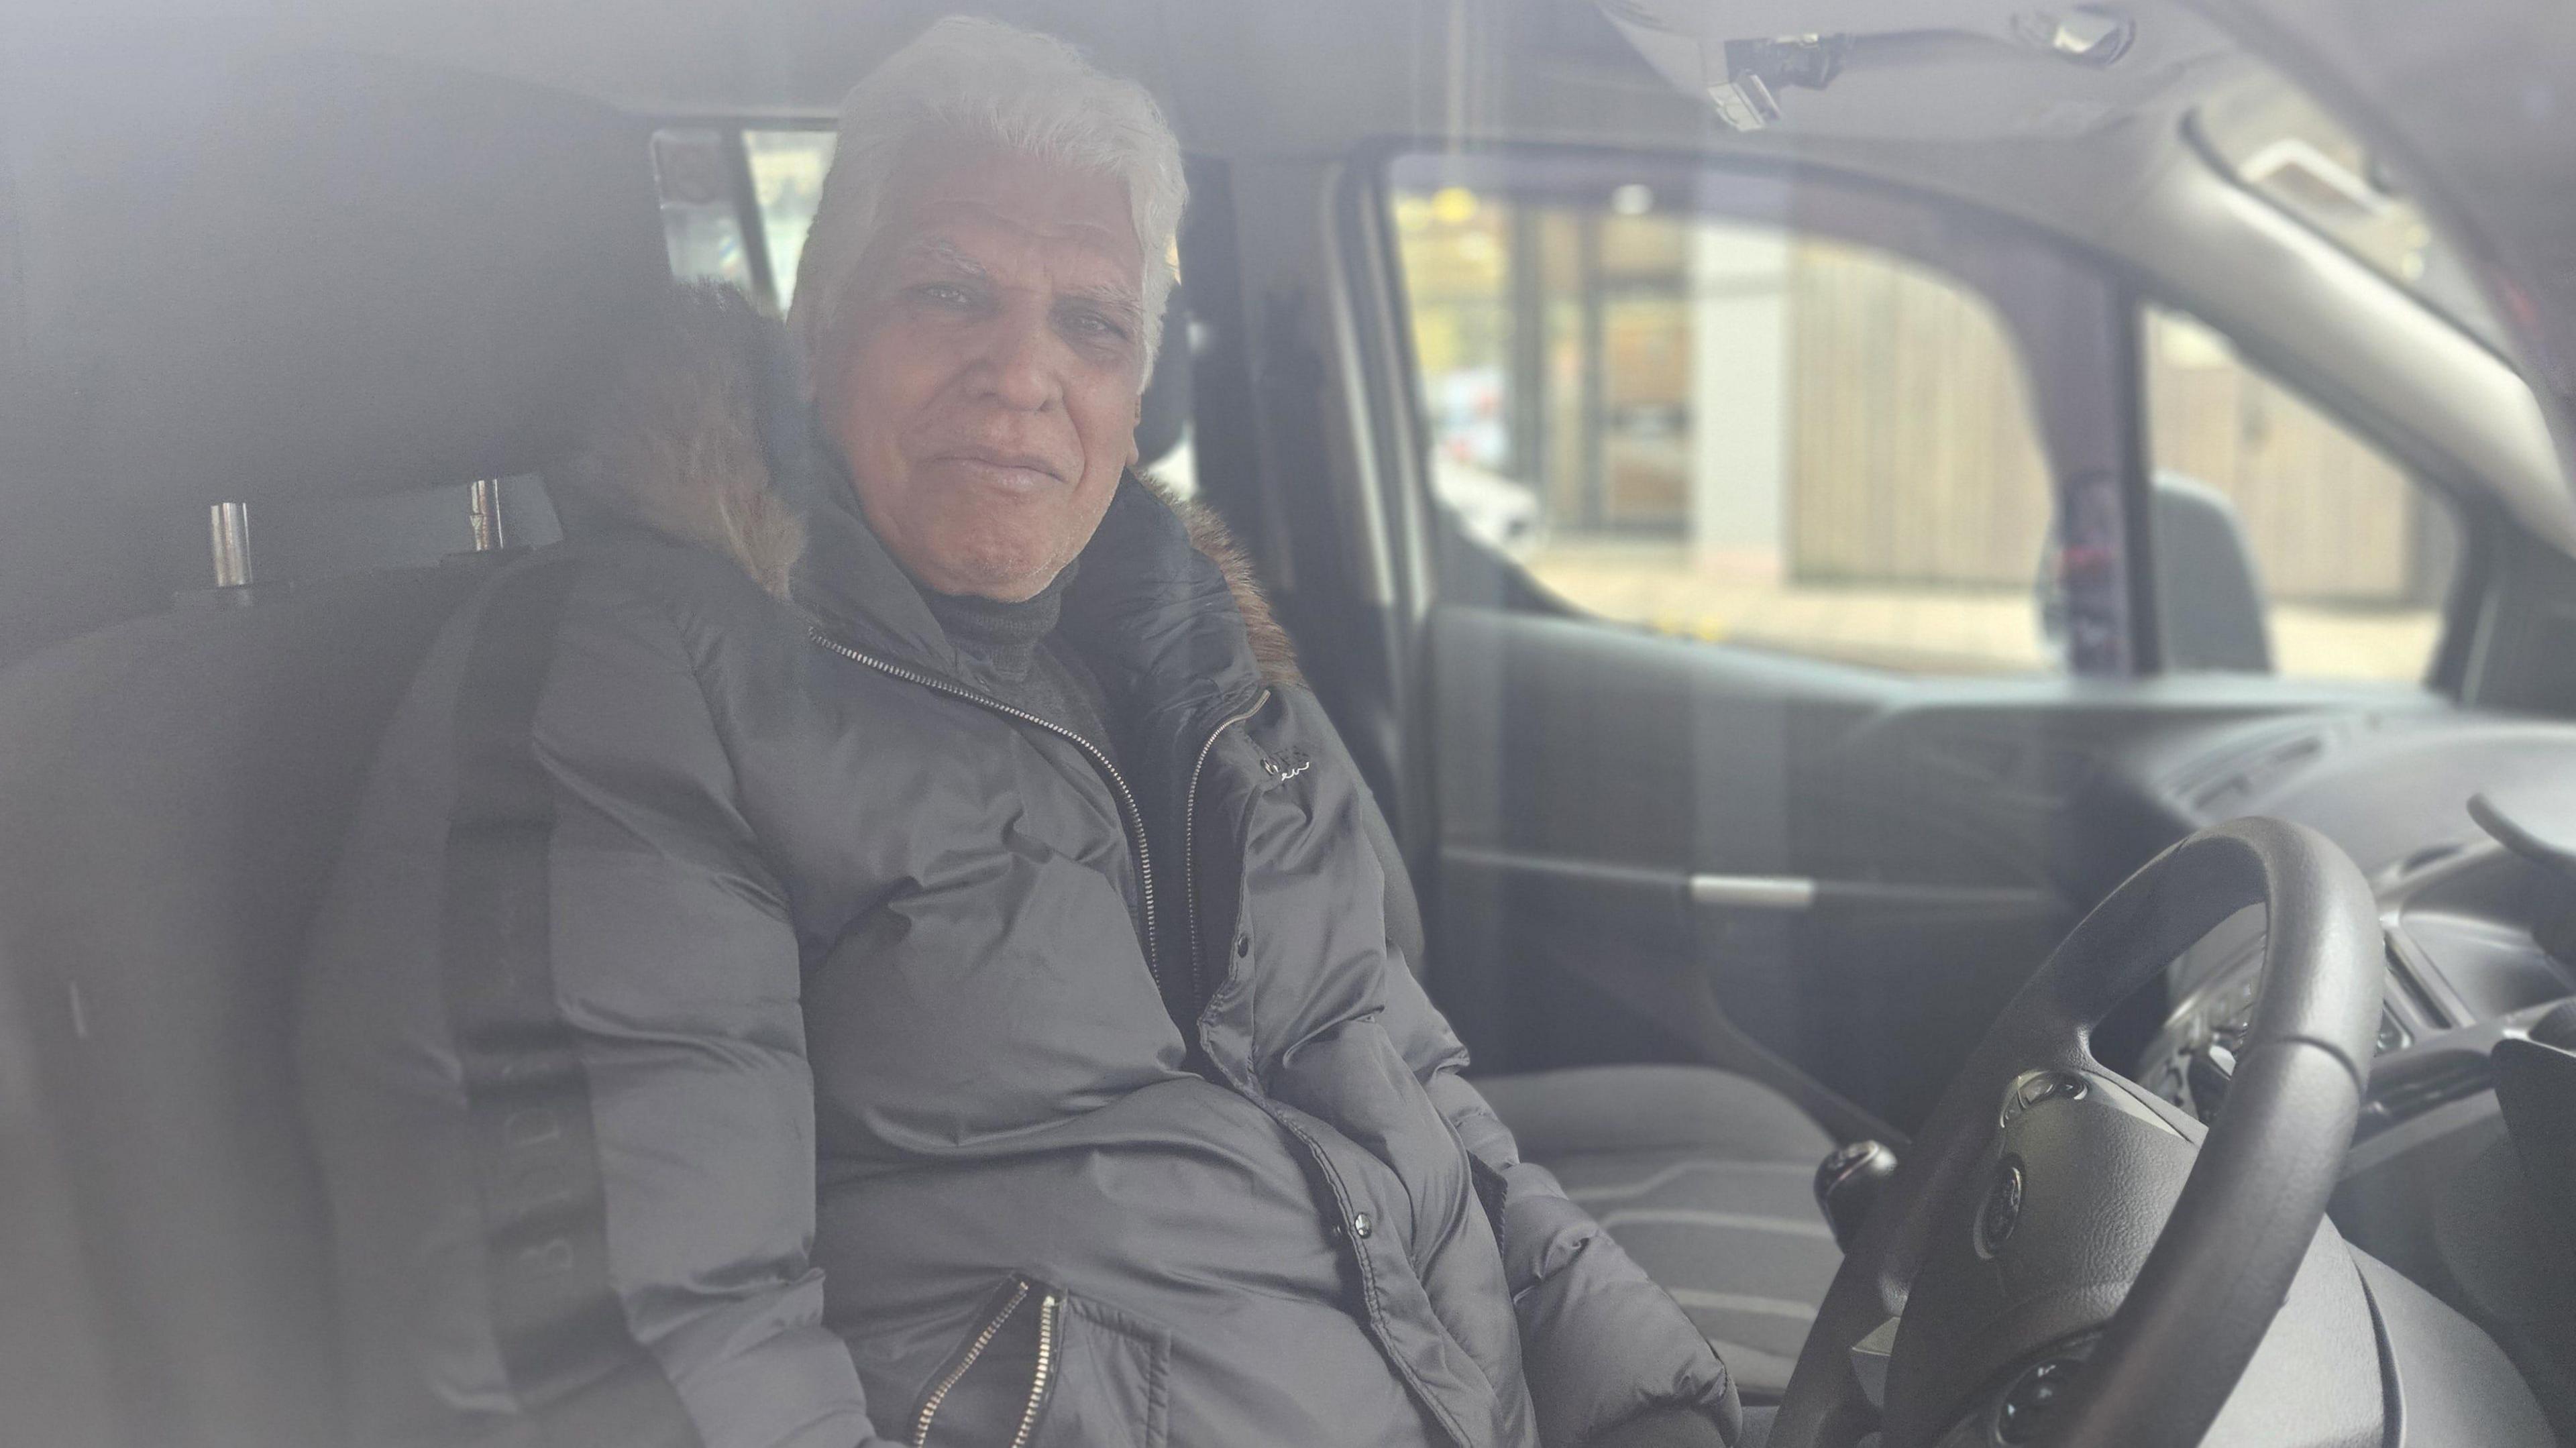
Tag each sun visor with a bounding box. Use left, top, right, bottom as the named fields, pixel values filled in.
left=1595, top=0, right=2237, bottom=140
left=4, top=47, right=667, bottom=510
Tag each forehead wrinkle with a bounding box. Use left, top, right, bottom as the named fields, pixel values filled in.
left=900, top=228, right=1144, bottom=325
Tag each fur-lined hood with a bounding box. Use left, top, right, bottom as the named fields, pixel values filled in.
left=552, top=284, right=1298, bottom=686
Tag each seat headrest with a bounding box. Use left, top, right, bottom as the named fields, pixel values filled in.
left=7, top=48, right=665, bottom=508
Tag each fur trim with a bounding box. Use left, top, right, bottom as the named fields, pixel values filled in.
left=562, top=284, right=1298, bottom=684
left=1142, top=471, right=1303, bottom=688
left=555, top=286, right=806, bottom=599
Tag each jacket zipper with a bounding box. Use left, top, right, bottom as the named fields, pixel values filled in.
left=810, top=626, right=1165, bottom=990
left=906, top=1277, right=1064, bottom=1448
left=1007, top=1289, right=1063, bottom=1448
left=1181, top=689, right=1272, bottom=1005
left=911, top=1278, right=1030, bottom=1446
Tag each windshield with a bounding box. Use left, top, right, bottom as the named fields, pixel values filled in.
left=2194, top=74, right=2505, bottom=350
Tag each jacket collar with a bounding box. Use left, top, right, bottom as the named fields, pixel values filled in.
left=789, top=440, right=969, bottom=679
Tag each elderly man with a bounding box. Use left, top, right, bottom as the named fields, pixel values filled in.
left=300, top=17, right=1748, bottom=1448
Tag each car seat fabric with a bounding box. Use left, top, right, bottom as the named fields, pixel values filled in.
left=0, top=46, right=669, bottom=1448
left=1346, top=722, right=1843, bottom=1400
left=1348, top=744, right=1841, bottom=1399
left=0, top=567, right=489, bottom=1447
left=1470, top=1066, right=1839, bottom=1399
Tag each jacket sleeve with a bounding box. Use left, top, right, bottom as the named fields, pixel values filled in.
left=299, top=557, right=888, bottom=1448
left=1348, top=771, right=1745, bottom=1448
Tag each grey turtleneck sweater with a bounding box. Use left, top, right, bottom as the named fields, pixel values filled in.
left=919, top=561, right=1123, bottom=771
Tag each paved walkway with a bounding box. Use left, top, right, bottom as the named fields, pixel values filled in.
left=1523, top=541, right=2439, bottom=682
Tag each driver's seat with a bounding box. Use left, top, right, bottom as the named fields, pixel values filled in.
left=0, top=48, right=665, bottom=1447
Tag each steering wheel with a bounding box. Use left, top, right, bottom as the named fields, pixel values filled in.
left=1770, top=818, right=2385, bottom=1448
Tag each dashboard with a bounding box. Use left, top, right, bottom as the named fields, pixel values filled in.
left=2086, top=703, right=2576, bottom=1427
left=2131, top=833, right=2572, bottom=1128
left=2108, top=709, right=2576, bottom=1084
left=2108, top=710, right=2576, bottom=1125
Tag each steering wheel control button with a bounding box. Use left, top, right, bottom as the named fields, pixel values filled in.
left=1976, top=1159, right=2025, bottom=1258
left=2001, top=1070, right=2088, bottom=1125
left=1992, top=1356, right=2081, bottom=1443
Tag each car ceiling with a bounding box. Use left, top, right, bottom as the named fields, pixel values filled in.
left=7, top=0, right=2569, bottom=541
left=0, top=0, right=2412, bottom=323
left=5, top=0, right=2238, bottom=180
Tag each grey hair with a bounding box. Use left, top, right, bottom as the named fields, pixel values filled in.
left=788, top=16, right=1186, bottom=375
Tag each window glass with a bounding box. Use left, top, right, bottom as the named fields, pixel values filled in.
left=1391, top=176, right=2059, bottom=674
left=2196, top=77, right=2503, bottom=349
left=2144, top=307, right=2455, bottom=683
left=745, top=129, right=836, bottom=309
left=650, top=129, right=751, bottom=292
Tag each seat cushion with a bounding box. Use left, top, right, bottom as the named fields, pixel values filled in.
left=1472, top=1064, right=1841, bottom=1400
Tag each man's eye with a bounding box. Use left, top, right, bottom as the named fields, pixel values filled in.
left=1068, top=312, right=1130, bottom=341
left=917, top=283, right=975, bottom=308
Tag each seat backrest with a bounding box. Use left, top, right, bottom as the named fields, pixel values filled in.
left=0, top=48, right=664, bottom=1448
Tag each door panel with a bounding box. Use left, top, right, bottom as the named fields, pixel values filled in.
left=1426, top=602, right=2438, bottom=1133
left=1430, top=603, right=2082, bottom=1134
left=1384, top=151, right=2134, bottom=1134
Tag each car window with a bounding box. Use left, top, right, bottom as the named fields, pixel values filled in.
left=651, top=128, right=753, bottom=294
left=1389, top=166, right=2059, bottom=675
left=743, top=129, right=835, bottom=309
left=2143, top=306, right=2457, bottom=683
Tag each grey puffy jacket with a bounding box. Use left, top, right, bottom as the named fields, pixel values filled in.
left=299, top=289, right=1739, bottom=1448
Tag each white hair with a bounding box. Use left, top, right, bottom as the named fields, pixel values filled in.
left=789, top=16, right=1186, bottom=374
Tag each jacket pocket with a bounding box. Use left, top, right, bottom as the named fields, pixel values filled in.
left=908, top=1275, right=1169, bottom=1448
left=1028, top=1292, right=1170, bottom=1448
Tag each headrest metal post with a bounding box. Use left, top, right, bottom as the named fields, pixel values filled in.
left=468, top=478, right=508, bottom=552
left=209, top=502, right=254, bottom=588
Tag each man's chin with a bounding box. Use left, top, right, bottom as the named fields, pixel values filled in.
left=917, top=545, right=1069, bottom=603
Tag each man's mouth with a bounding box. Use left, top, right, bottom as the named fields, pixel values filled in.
left=934, top=447, right=1067, bottom=490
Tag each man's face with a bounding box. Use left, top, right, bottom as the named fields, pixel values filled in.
left=816, top=138, right=1147, bottom=602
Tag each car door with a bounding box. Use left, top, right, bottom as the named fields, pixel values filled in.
left=1348, top=146, right=2479, bottom=1137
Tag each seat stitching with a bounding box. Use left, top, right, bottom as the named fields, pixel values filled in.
left=1666, top=1289, right=1821, bottom=1323
left=1595, top=1207, right=1835, bottom=1241
left=1560, top=1160, right=1814, bottom=1204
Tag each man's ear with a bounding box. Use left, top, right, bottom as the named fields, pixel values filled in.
left=1126, top=395, right=1142, bottom=468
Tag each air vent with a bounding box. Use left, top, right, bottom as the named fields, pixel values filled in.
left=2181, top=728, right=2330, bottom=815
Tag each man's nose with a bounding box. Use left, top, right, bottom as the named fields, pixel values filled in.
left=970, top=307, right=1059, bottom=413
